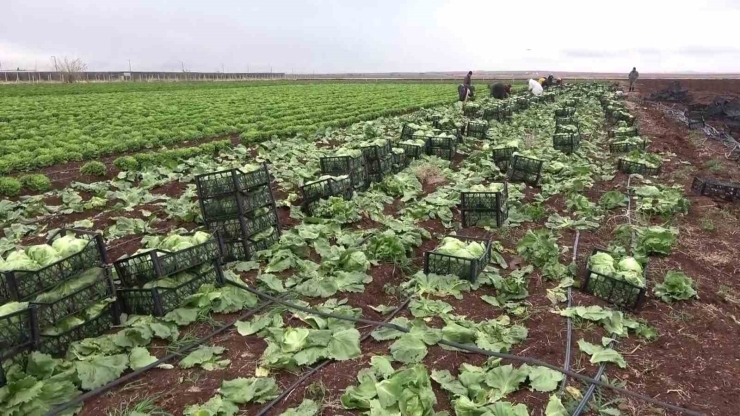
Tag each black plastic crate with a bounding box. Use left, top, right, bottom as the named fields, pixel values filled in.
left=466, top=121, right=488, bottom=138
left=691, top=177, right=740, bottom=202
left=553, top=133, right=581, bottom=154
left=400, top=124, right=417, bottom=141
left=581, top=249, right=647, bottom=310
left=555, top=107, right=576, bottom=118
left=195, top=164, right=271, bottom=199
left=426, top=146, right=456, bottom=160
left=460, top=185, right=508, bottom=228
left=463, top=105, right=480, bottom=117
left=30, top=267, right=115, bottom=331
left=221, top=226, right=281, bottom=262
left=399, top=141, right=427, bottom=159
left=200, top=185, right=274, bottom=221
left=423, top=235, right=492, bottom=282
left=207, top=210, right=279, bottom=242
left=483, top=106, right=512, bottom=122
left=0, top=306, right=38, bottom=361
left=607, top=127, right=639, bottom=138
left=301, top=177, right=354, bottom=214
left=0, top=229, right=108, bottom=303
left=361, top=140, right=392, bottom=161
left=609, top=139, right=646, bottom=153
left=320, top=155, right=364, bottom=175
left=38, top=303, right=119, bottom=357
left=492, top=147, right=517, bottom=170
left=555, top=116, right=576, bottom=127
left=617, top=158, right=661, bottom=176
left=507, top=155, right=544, bottom=186
left=686, top=111, right=705, bottom=129
left=113, top=232, right=224, bottom=288
left=427, top=136, right=457, bottom=150
left=366, top=155, right=394, bottom=175
left=392, top=151, right=407, bottom=173
left=611, top=112, right=635, bottom=126
left=117, top=260, right=225, bottom=316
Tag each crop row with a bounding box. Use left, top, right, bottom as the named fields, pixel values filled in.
left=0, top=83, right=454, bottom=174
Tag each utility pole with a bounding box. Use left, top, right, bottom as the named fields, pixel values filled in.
left=128, top=59, right=132, bottom=72
left=51, top=56, right=58, bottom=71
left=181, top=61, right=185, bottom=72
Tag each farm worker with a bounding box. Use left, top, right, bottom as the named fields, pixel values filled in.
left=538, top=76, right=546, bottom=86
left=528, top=79, right=543, bottom=96
left=464, top=71, right=472, bottom=88
left=491, top=82, right=511, bottom=99
left=458, top=84, right=474, bottom=102
left=556, top=78, right=563, bottom=86
left=628, top=67, right=639, bottom=92
left=546, top=74, right=554, bottom=88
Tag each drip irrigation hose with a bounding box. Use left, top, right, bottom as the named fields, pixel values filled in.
left=558, top=229, right=580, bottom=396
left=254, top=297, right=412, bottom=416
left=229, top=281, right=702, bottom=416
left=573, top=176, right=635, bottom=415
left=46, top=296, right=285, bottom=416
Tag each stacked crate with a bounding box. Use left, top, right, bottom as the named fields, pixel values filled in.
left=300, top=176, right=354, bottom=215
left=362, top=140, right=394, bottom=183
left=423, top=235, right=492, bottom=283
left=508, top=155, right=544, bottom=186
left=465, top=120, right=489, bottom=139
left=195, top=164, right=281, bottom=261
left=320, top=154, right=368, bottom=191
left=114, top=231, right=225, bottom=316
left=0, top=229, right=118, bottom=360
left=426, top=136, right=458, bottom=160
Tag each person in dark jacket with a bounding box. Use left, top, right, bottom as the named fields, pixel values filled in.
left=464, top=71, right=472, bottom=87
left=628, top=67, right=639, bottom=92
left=491, top=82, right=511, bottom=99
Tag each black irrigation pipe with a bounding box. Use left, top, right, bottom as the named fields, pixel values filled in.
left=230, top=281, right=703, bottom=416
left=254, top=296, right=412, bottom=416
left=46, top=295, right=286, bottom=416
left=558, top=229, right=580, bottom=396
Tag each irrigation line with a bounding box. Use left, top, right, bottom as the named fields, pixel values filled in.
left=573, top=175, right=635, bottom=416
left=46, top=295, right=285, bottom=416
left=254, top=297, right=412, bottom=416
left=229, top=281, right=703, bottom=416
left=558, top=229, right=580, bottom=396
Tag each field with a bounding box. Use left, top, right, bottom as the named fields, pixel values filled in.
left=0, top=79, right=738, bottom=416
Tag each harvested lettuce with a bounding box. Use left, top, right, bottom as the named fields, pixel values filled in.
left=51, top=234, right=89, bottom=258
left=33, top=267, right=103, bottom=303
left=26, top=245, right=62, bottom=267
left=436, top=237, right=486, bottom=259
left=0, top=301, right=28, bottom=318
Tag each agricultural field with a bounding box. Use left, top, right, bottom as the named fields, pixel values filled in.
left=0, top=79, right=738, bottom=416
left=0, top=82, right=456, bottom=175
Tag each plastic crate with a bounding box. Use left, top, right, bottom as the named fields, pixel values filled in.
left=553, top=133, right=581, bottom=154
left=581, top=249, right=647, bottom=310
left=31, top=267, right=115, bottom=331
left=195, top=164, right=271, bottom=199
left=0, top=229, right=108, bottom=303
left=617, top=159, right=661, bottom=176
left=555, top=108, right=576, bottom=118
left=207, top=210, right=279, bottom=242
left=423, top=235, right=492, bottom=282
left=399, top=141, right=427, bottom=159
left=367, top=154, right=393, bottom=175
left=400, top=124, right=417, bottom=141
left=491, top=147, right=517, bottom=170
left=555, top=116, right=576, bottom=127
left=608, top=127, right=639, bottom=138
left=463, top=105, right=480, bottom=117
left=507, top=155, right=544, bottom=186
left=609, top=139, right=646, bottom=153
left=113, top=232, right=224, bottom=288
left=117, top=260, right=225, bottom=316
left=0, top=306, right=38, bottom=361
left=466, top=121, right=489, bottom=138
left=39, top=303, right=119, bottom=358
left=320, top=155, right=364, bottom=175
left=222, top=227, right=281, bottom=261
left=200, top=185, right=275, bottom=221
left=391, top=150, right=407, bottom=173
left=460, top=185, right=508, bottom=228
left=301, top=177, right=354, bottom=214
left=691, top=177, right=740, bottom=202
left=686, top=111, right=705, bottom=129
left=361, top=140, right=392, bottom=161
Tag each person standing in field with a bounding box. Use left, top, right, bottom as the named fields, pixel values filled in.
left=528, top=79, right=543, bottom=96
left=628, top=67, right=639, bottom=92
left=464, top=71, right=472, bottom=88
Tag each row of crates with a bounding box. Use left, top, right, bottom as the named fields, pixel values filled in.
left=194, top=164, right=282, bottom=262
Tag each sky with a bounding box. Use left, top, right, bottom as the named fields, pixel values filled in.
left=2, top=0, right=739, bottom=74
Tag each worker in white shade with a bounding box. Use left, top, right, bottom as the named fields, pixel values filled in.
left=528, top=79, right=543, bottom=96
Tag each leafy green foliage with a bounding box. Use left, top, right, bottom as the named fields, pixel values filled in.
left=599, top=190, right=628, bottom=210
left=654, top=271, right=698, bottom=302
left=219, top=377, right=279, bottom=404
left=516, top=230, right=559, bottom=267
left=277, top=399, right=320, bottom=416
left=557, top=305, right=656, bottom=339
left=113, top=156, right=140, bottom=172
left=179, top=345, right=230, bottom=371
left=633, top=185, right=689, bottom=218
left=19, top=174, right=52, bottom=193
left=80, top=161, right=107, bottom=177
left=633, top=225, right=678, bottom=256
left=577, top=339, right=627, bottom=368
left=0, top=177, right=21, bottom=196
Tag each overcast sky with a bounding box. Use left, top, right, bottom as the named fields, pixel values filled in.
left=2, top=0, right=738, bottom=74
